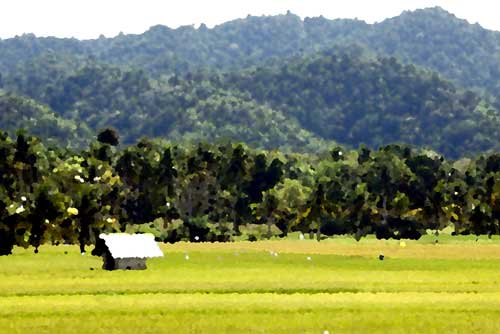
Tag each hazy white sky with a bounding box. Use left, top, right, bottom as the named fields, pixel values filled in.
left=0, top=0, right=499, bottom=39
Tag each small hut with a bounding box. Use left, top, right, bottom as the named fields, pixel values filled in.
left=95, top=233, right=163, bottom=270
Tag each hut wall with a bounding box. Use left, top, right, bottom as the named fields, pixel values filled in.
left=115, top=257, right=147, bottom=270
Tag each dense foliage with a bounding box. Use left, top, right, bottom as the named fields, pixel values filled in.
left=0, top=132, right=498, bottom=255
left=1, top=7, right=499, bottom=95
left=2, top=48, right=498, bottom=157
left=0, top=93, right=91, bottom=147
left=218, top=50, right=500, bottom=157
left=1, top=7, right=499, bottom=157
left=1, top=57, right=327, bottom=149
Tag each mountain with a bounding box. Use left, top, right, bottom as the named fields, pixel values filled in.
left=0, top=7, right=499, bottom=95
left=1, top=58, right=326, bottom=150
left=217, top=50, right=500, bottom=157
left=364, top=7, right=500, bottom=95
left=0, top=8, right=499, bottom=157
left=2, top=45, right=498, bottom=157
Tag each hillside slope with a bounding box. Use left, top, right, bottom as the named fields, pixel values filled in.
left=2, top=48, right=498, bottom=157
left=2, top=60, right=327, bottom=150
left=0, top=93, right=91, bottom=147
left=217, top=50, right=500, bottom=157
left=1, top=7, right=499, bottom=94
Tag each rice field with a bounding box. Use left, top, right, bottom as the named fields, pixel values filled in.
left=2, top=235, right=500, bottom=333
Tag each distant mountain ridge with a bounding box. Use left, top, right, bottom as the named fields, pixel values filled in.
left=1, top=7, right=499, bottom=94
left=0, top=7, right=499, bottom=158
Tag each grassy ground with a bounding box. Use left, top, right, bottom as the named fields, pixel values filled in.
left=2, top=235, right=500, bottom=333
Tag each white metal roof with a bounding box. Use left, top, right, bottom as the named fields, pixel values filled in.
left=99, top=233, right=164, bottom=259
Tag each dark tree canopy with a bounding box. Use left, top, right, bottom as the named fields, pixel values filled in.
left=0, top=132, right=499, bottom=255
left=97, top=128, right=120, bottom=146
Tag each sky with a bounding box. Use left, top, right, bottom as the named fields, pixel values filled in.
left=0, top=0, right=499, bottom=40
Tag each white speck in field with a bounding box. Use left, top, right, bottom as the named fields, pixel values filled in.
left=307, top=256, right=312, bottom=261
left=299, top=233, right=305, bottom=240
left=324, top=330, right=330, bottom=334
left=185, top=254, right=190, bottom=260
left=81, top=252, right=86, bottom=256
left=273, top=252, right=278, bottom=257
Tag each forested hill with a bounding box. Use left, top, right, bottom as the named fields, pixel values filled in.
left=0, top=93, right=91, bottom=147
left=1, top=48, right=499, bottom=158
left=0, top=7, right=499, bottom=95
left=1, top=7, right=499, bottom=158
left=365, top=7, right=500, bottom=95
left=0, top=59, right=327, bottom=151
left=217, top=50, right=500, bottom=158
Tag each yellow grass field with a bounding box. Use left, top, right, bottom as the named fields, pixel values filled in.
left=2, top=236, right=500, bottom=333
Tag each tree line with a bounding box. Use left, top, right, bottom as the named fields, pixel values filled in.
left=0, top=130, right=498, bottom=255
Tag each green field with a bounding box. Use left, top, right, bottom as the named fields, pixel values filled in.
left=2, top=236, right=500, bottom=333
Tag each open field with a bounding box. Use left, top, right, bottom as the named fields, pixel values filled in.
left=2, top=236, right=500, bottom=333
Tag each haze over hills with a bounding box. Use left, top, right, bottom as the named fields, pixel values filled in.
left=0, top=7, right=499, bottom=158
